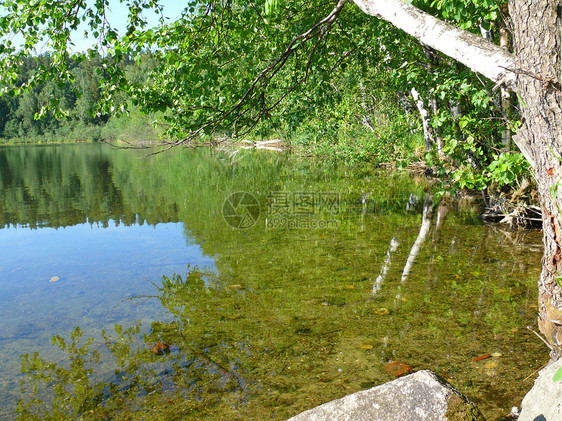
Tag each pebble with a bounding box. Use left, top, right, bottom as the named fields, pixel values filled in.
left=384, top=361, right=412, bottom=377
left=485, top=360, right=499, bottom=369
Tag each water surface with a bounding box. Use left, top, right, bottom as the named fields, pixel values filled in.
left=0, top=144, right=547, bottom=420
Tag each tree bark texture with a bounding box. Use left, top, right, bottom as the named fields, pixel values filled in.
left=499, top=3, right=512, bottom=152
left=509, top=0, right=562, bottom=354
left=411, top=87, right=435, bottom=151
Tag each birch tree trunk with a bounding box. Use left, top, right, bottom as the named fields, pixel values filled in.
left=401, top=194, right=434, bottom=283
left=410, top=87, right=434, bottom=151
left=499, top=3, right=512, bottom=152
left=352, top=0, right=515, bottom=85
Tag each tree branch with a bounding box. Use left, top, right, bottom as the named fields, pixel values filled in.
left=174, top=0, right=349, bottom=146
left=352, top=0, right=516, bottom=87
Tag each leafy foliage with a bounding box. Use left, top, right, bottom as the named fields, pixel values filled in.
left=0, top=0, right=530, bottom=189
left=17, top=323, right=167, bottom=420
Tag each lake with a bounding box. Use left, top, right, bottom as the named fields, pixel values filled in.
left=0, top=143, right=548, bottom=420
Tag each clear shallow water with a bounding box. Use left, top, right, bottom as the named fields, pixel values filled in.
left=0, top=220, right=215, bottom=416
left=0, top=144, right=548, bottom=420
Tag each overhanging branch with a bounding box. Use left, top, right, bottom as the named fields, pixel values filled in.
left=173, top=0, right=348, bottom=146
left=352, top=0, right=516, bottom=87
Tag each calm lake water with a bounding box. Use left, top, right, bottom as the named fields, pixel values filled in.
left=0, top=144, right=548, bottom=420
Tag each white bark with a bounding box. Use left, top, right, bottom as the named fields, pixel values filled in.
left=411, top=87, right=434, bottom=151
left=499, top=17, right=512, bottom=152
left=352, top=0, right=516, bottom=86
left=434, top=203, right=449, bottom=234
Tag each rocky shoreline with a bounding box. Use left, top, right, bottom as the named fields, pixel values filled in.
left=287, top=360, right=562, bottom=421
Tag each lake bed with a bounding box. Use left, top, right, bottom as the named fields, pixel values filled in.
left=0, top=144, right=547, bottom=420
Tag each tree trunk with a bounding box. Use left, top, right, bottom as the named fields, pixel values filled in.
left=509, top=0, right=562, bottom=355
left=499, top=3, right=512, bottom=152
left=411, top=87, right=434, bottom=151
left=401, top=194, right=434, bottom=283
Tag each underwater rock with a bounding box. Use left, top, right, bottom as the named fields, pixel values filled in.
left=518, top=358, right=562, bottom=421
left=287, top=370, right=484, bottom=421
left=384, top=361, right=412, bottom=377
left=150, top=342, right=170, bottom=355
left=48, top=276, right=60, bottom=283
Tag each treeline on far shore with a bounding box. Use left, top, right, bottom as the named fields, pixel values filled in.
left=0, top=53, right=163, bottom=145
left=0, top=51, right=421, bottom=169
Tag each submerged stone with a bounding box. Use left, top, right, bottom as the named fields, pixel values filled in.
left=287, top=370, right=484, bottom=421
left=383, top=360, right=412, bottom=377
left=150, top=342, right=170, bottom=355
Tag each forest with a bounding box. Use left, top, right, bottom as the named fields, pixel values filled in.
left=0, top=53, right=163, bottom=144
left=0, top=0, right=531, bottom=196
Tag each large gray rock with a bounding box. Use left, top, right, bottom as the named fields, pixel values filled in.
left=518, top=358, right=562, bottom=421
left=287, top=370, right=484, bottom=421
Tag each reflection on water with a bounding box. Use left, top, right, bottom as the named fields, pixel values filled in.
left=0, top=220, right=215, bottom=418
left=0, top=144, right=548, bottom=420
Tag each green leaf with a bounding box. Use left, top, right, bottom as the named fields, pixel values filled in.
left=516, top=91, right=527, bottom=108
left=265, top=0, right=279, bottom=15
left=553, top=367, right=562, bottom=382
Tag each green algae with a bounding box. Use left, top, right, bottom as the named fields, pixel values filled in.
left=446, top=393, right=486, bottom=421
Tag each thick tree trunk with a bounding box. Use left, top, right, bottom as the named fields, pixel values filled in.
left=509, top=0, right=562, bottom=355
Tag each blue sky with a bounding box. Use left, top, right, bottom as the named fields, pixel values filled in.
left=1, top=1, right=188, bottom=52
left=69, top=0, right=187, bottom=51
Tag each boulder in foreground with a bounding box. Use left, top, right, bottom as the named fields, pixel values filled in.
left=287, top=370, right=484, bottom=421
left=518, top=358, right=562, bottom=421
